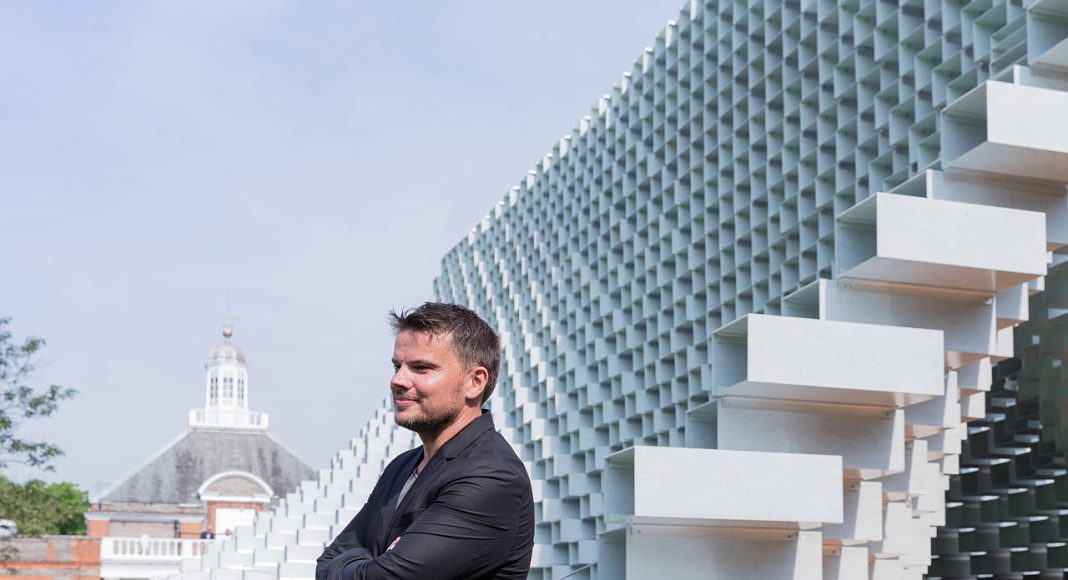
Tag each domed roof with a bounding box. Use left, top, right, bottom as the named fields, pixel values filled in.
left=207, top=326, right=247, bottom=366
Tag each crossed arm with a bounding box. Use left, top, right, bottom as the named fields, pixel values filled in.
left=316, top=466, right=525, bottom=580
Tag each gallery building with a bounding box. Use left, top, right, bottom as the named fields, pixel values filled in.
left=88, top=327, right=312, bottom=580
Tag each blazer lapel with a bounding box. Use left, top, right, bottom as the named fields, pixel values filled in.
left=373, top=451, right=420, bottom=552
left=382, top=412, right=498, bottom=541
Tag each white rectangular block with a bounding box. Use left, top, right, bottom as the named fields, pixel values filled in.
left=604, top=446, right=843, bottom=529
left=873, top=501, right=912, bottom=557
left=904, top=374, right=960, bottom=438
left=901, top=518, right=933, bottom=566
left=961, top=391, right=986, bottom=420
left=925, top=427, right=962, bottom=459
left=820, top=281, right=996, bottom=369
left=944, top=81, right=1068, bottom=182
left=871, top=558, right=907, bottom=580
left=718, top=403, right=906, bottom=479
left=822, top=482, right=884, bottom=544
left=996, top=284, right=1031, bottom=328
left=837, top=193, right=1047, bottom=293
left=824, top=546, right=870, bottom=580
left=615, top=526, right=824, bottom=580
left=956, top=359, right=992, bottom=393
left=713, top=314, right=944, bottom=407
left=920, top=169, right=1068, bottom=250
left=879, top=440, right=933, bottom=501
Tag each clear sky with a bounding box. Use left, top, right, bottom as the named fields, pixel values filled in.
left=0, top=0, right=685, bottom=493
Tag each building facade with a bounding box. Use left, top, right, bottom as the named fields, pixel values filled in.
left=88, top=327, right=313, bottom=580
left=180, top=0, right=1068, bottom=578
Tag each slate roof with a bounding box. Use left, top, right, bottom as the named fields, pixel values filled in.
left=96, top=429, right=314, bottom=505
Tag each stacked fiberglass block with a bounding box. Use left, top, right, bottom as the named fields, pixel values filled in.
left=182, top=0, right=1068, bottom=577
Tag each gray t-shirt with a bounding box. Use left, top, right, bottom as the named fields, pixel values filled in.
left=396, top=469, right=418, bottom=507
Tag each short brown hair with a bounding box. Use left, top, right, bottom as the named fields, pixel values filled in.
left=389, top=302, right=501, bottom=404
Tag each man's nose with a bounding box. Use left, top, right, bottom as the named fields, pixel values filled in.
left=391, top=368, right=412, bottom=390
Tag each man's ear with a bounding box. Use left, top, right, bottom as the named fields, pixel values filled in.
left=464, top=366, right=489, bottom=403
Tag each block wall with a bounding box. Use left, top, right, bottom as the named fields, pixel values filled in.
left=172, top=0, right=1068, bottom=578
left=434, top=0, right=1067, bottom=578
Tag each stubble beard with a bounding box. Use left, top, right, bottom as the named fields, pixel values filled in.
left=395, top=401, right=462, bottom=436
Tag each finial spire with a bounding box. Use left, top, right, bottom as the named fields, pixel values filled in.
left=221, top=314, right=238, bottom=341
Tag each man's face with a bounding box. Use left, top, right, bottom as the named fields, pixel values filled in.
left=390, top=330, right=470, bottom=435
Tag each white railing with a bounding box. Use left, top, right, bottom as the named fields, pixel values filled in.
left=101, top=536, right=208, bottom=561
left=188, top=408, right=269, bottom=430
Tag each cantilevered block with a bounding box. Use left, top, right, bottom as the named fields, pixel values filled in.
left=913, top=469, right=948, bottom=523
left=871, top=557, right=908, bottom=580
left=943, top=80, right=1068, bottom=182
left=824, top=546, right=870, bottom=580
left=717, top=403, right=906, bottom=479
left=836, top=193, right=1047, bottom=293
left=901, top=518, right=934, bottom=567
left=600, top=527, right=824, bottom=580
left=940, top=454, right=960, bottom=476
left=925, top=427, right=963, bottom=460
left=872, top=501, right=913, bottom=557
left=818, top=280, right=997, bottom=369
left=880, top=440, right=935, bottom=501
left=904, top=374, right=961, bottom=438
left=603, top=446, right=843, bottom=529
left=822, top=482, right=884, bottom=544
left=996, top=284, right=1031, bottom=329
left=956, top=359, right=992, bottom=393
left=993, top=325, right=1016, bottom=361
left=911, top=169, right=1068, bottom=251
left=961, top=392, right=986, bottom=421
left=711, top=314, right=943, bottom=407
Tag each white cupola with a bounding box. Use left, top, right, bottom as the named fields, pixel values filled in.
left=188, top=325, right=269, bottom=431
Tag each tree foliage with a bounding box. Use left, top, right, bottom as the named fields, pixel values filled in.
left=0, top=477, right=88, bottom=535
left=0, top=316, right=77, bottom=471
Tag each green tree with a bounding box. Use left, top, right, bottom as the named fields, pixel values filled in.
left=0, top=317, right=82, bottom=562
left=0, top=316, right=77, bottom=471
left=0, top=477, right=88, bottom=535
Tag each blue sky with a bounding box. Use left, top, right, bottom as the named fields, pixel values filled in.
left=0, top=0, right=685, bottom=492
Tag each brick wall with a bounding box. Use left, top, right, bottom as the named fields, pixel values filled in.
left=178, top=521, right=202, bottom=540
left=84, top=520, right=108, bottom=538
left=2, top=536, right=100, bottom=580
left=107, top=521, right=175, bottom=538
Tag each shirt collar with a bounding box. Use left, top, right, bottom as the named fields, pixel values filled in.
left=440, top=409, right=495, bottom=461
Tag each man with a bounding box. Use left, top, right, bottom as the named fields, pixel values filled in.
left=317, top=303, right=535, bottom=580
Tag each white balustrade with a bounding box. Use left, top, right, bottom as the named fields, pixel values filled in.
left=101, top=536, right=209, bottom=562
left=187, top=408, right=269, bottom=430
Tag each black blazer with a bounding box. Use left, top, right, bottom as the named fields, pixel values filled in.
left=317, top=411, right=535, bottom=579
